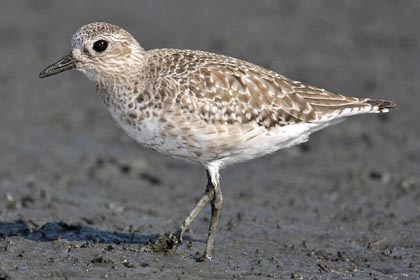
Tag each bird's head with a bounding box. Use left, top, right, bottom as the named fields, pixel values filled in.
left=40, top=22, right=145, bottom=82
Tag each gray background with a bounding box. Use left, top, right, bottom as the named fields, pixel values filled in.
left=0, top=1, right=418, bottom=279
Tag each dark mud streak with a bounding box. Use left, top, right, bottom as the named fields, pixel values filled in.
left=0, top=220, right=156, bottom=244
left=0, top=220, right=200, bottom=249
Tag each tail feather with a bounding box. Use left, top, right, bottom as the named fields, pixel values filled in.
left=365, top=99, right=396, bottom=113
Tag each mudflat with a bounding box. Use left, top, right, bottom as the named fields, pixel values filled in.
left=0, top=1, right=418, bottom=279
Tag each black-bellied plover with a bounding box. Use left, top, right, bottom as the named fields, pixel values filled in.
left=40, top=22, right=395, bottom=261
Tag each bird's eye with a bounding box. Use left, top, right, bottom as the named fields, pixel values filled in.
left=92, top=40, right=108, bottom=52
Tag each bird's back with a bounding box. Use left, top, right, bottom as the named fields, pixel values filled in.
left=144, top=48, right=394, bottom=127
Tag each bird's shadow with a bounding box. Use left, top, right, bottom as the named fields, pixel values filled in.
left=0, top=219, right=195, bottom=245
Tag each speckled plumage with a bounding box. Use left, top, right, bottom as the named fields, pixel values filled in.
left=40, top=22, right=395, bottom=261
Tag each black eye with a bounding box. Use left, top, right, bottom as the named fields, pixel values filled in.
left=92, top=40, right=108, bottom=52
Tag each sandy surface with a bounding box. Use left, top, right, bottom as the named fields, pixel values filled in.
left=0, top=1, right=419, bottom=279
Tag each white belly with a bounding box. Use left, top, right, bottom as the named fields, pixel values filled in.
left=109, top=105, right=342, bottom=166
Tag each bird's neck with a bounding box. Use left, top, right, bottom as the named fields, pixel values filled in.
left=94, top=72, right=146, bottom=109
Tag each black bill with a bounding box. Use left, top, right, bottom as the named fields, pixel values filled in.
left=39, top=53, right=76, bottom=78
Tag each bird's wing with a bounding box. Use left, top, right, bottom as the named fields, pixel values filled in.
left=152, top=50, right=390, bottom=128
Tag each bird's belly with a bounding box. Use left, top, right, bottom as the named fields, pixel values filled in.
left=110, top=107, right=338, bottom=166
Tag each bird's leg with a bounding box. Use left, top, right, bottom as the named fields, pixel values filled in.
left=143, top=177, right=214, bottom=254
left=197, top=165, right=222, bottom=262
left=199, top=183, right=223, bottom=261
left=176, top=170, right=215, bottom=242
left=148, top=166, right=222, bottom=260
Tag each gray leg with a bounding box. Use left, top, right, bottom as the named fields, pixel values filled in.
left=192, top=165, right=222, bottom=261
left=177, top=166, right=223, bottom=261
left=144, top=170, right=215, bottom=254
left=199, top=183, right=223, bottom=261
left=159, top=165, right=222, bottom=261
left=176, top=177, right=215, bottom=242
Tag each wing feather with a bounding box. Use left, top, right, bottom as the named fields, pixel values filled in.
left=146, top=49, right=393, bottom=128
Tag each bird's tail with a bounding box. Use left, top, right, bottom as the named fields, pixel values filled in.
left=306, top=95, right=396, bottom=121
left=365, top=99, right=396, bottom=113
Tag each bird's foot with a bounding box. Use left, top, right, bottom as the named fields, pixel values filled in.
left=141, top=232, right=181, bottom=254
left=174, top=228, right=184, bottom=244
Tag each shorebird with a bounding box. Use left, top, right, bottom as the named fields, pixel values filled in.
left=39, top=22, right=395, bottom=261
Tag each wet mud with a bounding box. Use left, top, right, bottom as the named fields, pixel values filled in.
left=0, top=1, right=419, bottom=279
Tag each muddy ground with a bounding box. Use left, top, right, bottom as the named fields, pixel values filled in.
left=0, top=1, right=419, bottom=279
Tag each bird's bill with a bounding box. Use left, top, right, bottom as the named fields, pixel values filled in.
left=39, top=53, right=76, bottom=78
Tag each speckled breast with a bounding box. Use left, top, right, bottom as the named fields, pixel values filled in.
left=108, top=101, right=205, bottom=163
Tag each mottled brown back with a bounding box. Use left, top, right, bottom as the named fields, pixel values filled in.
left=143, top=49, right=393, bottom=129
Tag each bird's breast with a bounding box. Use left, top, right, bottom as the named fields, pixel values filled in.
left=107, top=103, right=204, bottom=162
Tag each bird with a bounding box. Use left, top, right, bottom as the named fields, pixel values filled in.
left=39, top=22, right=395, bottom=261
